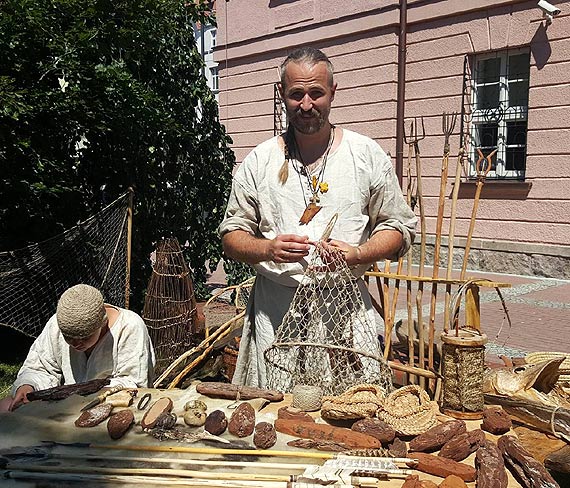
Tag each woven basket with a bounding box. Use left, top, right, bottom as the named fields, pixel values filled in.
left=378, top=385, right=437, bottom=436
left=222, top=347, right=239, bottom=382
left=321, top=384, right=387, bottom=420
left=526, top=352, right=570, bottom=374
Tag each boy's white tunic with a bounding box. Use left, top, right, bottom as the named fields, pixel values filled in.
left=220, top=129, right=417, bottom=388
left=12, top=307, right=155, bottom=394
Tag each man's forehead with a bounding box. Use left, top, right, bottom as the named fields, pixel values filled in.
left=283, top=61, right=331, bottom=86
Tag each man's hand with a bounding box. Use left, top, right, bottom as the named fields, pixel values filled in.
left=323, top=239, right=361, bottom=267
left=268, top=234, right=310, bottom=263
left=10, top=384, right=34, bottom=411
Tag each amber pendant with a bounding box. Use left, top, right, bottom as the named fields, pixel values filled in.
left=299, top=202, right=322, bottom=225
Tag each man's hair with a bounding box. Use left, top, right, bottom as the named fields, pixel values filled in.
left=280, top=47, right=334, bottom=87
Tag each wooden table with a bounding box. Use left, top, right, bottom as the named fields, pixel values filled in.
left=0, top=387, right=524, bottom=487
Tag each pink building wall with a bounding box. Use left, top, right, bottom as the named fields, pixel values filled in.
left=214, top=0, right=570, bottom=278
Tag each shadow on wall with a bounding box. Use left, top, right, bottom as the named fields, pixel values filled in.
left=531, top=23, right=552, bottom=70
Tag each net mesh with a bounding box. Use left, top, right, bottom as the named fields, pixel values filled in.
left=0, top=192, right=130, bottom=338
left=142, top=238, right=202, bottom=375
left=264, top=242, right=393, bottom=396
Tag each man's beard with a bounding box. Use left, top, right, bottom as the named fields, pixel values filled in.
left=287, top=107, right=329, bottom=135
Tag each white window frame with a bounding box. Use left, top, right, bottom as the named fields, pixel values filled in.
left=210, top=66, right=219, bottom=93
left=209, top=30, right=216, bottom=53
left=469, top=48, right=529, bottom=180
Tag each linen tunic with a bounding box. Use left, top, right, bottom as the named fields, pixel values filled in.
left=219, top=129, right=417, bottom=388
left=12, top=306, right=155, bottom=395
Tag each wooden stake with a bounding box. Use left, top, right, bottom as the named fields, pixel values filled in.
left=125, top=187, right=134, bottom=309
left=82, top=442, right=337, bottom=460
left=153, top=310, right=244, bottom=387
left=414, top=137, right=426, bottom=390
left=19, top=451, right=311, bottom=473
left=2, top=470, right=288, bottom=487
left=444, top=149, right=464, bottom=332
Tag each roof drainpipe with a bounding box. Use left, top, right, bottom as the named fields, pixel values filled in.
left=395, top=0, right=407, bottom=186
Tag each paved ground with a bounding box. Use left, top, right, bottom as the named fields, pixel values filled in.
left=366, top=265, right=570, bottom=365
left=208, top=263, right=570, bottom=365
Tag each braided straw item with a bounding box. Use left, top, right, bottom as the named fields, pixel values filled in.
left=378, top=384, right=437, bottom=436
left=526, top=352, right=570, bottom=373
left=320, top=384, right=387, bottom=420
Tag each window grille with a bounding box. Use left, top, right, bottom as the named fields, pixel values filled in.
left=274, top=83, right=287, bottom=136
left=460, top=48, right=530, bottom=180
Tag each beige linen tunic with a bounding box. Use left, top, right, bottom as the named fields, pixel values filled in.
left=220, top=129, right=417, bottom=388
left=12, top=306, right=155, bottom=394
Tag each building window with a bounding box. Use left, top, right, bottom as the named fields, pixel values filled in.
left=210, top=30, right=216, bottom=52
left=462, top=49, right=530, bottom=179
left=210, top=67, right=219, bottom=92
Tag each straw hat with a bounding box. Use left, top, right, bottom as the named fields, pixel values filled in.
left=56, top=284, right=106, bottom=339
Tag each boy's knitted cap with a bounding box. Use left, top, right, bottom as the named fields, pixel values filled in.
left=56, top=284, right=106, bottom=339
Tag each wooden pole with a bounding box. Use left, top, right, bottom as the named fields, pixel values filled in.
left=2, top=471, right=287, bottom=488
left=414, top=138, right=426, bottom=390
left=405, top=125, right=415, bottom=383
left=444, top=149, right=463, bottom=332
left=87, top=442, right=336, bottom=460
left=125, top=187, right=134, bottom=309
left=460, top=148, right=497, bottom=280
left=154, top=310, right=244, bottom=387
left=3, top=462, right=291, bottom=483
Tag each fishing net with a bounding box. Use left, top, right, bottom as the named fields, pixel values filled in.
left=264, top=241, right=394, bottom=396
left=0, top=192, right=130, bottom=338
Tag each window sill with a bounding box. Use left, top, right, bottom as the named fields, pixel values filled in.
left=455, top=180, right=532, bottom=199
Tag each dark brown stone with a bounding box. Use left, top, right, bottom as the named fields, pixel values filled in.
left=74, top=403, right=113, bottom=427
left=277, top=406, right=315, bottom=422
left=204, top=409, right=227, bottom=435
left=228, top=402, right=255, bottom=437
left=475, top=439, right=508, bottom=488
left=407, top=452, right=476, bottom=482
left=351, top=418, right=396, bottom=444
left=408, top=420, right=467, bottom=453
left=107, top=409, right=134, bottom=440
left=439, top=429, right=485, bottom=462
left=481, top=407, right=512, bottom=435
left=253, top=421, right=277, bottom=449
left=388, top=437, right=408, bottom=458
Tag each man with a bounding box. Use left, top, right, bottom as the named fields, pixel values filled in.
left=0, top=284, right=155, bottom=411
left=219, top=47, right=417, bottom=388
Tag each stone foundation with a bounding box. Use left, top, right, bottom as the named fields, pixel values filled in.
left=415, top=238, right=570, bottom=280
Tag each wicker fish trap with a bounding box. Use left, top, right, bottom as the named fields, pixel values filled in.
left=264, top=241, right=393, bottom=396
left=142, top=238, right=201, bottom=374
left=378, top=384, right=437, bottom=436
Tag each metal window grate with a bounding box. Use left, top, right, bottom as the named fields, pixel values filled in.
left=460, top=49, right=530, bottom=180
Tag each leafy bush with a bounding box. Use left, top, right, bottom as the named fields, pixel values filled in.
left=0, top=0, right=236, bottom=308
